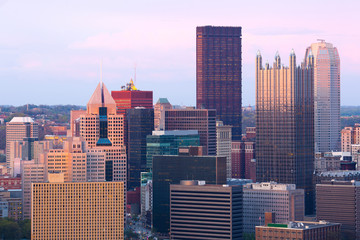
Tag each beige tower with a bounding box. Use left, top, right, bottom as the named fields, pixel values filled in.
left=31, top=176, right=124, bottom=240
left=6, top=117, right=38, bottom=166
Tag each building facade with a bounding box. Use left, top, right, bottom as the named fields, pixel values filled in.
left=316, top=181, right=360, bottom=239
left=341, top=124, right=360, bottom=152
left=165, top=108, right=216, bottom=155
left=304, top=41, right=340, bottom=152
left=170, top=181, right=242, bottom=239
left=146, top=130, right=200, bottom=169
left=126, top=107, right=154, bottom=190
left=256, top=221, right=341, bottom=240
left=196, top=26, right=242, bottom=140
left=6, top=117, right=38, bottom=166
left=154, top=98, right=172, bottom=131
left=216, top=121, right=232, bottom=178
left=256, top=50, right=314, bottom=214
left=243, top=182, right=304, bottom=234
left=31, top=180, right=124, bottom=240
left=152, top=150, right=226, bottom=233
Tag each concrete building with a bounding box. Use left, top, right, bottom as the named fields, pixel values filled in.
left=341, top=124, right=360, bottom=152
left=216, top=121, right=232, bottom=178
left=77, top=82, right=127, bottom=185
left=196, top=26, right=242, bottom=141
left=256, top=221, right=341, bottom=240
left=243, top=182, right=304, bottom=234
left=314, top=152, right=341, bottom=172
left=152, top=147, right=226, bottom=233
left=165, top=108, right=216, bottom=155
left=170, top=180, right=242, bottom=240
left=305, top=41, right=340, bottom=152
left=31, top=177, right=124, bottom=240
left=316, top=180, right=360, bottom=239
left=6, top=117, right=38, bottom=166
left=154, top=98, right=172, bottom=131
left=256, top=50, right=314, bottom=214
left=146, top=130, right=200, bottom=169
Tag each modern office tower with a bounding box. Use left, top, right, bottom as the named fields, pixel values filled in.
left=256, top=50, right=314, bottom=214
left=243, top=182, right=304, bottom=234
left=304, top=41, right=340, bottom=152
left=216, top=121, right=232, bottom=178
left=126, top=107, right=154, bottom=190
left=6, top=117, right=38, bottom=165
left=170, top=180, right=242, bottom=240
left=341, top=124, right=360, bottom=152
left=146, top=130, right=200, bottom=169
left=111, top=79, right=153, bottom=115
left=316, top=180, right=360, bottom=239
left=31, top=177, right=124, bottom=239
left=154, top=98, right=172, bottom=130
left=255, top=221, right=341, bottom=240
left=196, top=26, right=242, bottom=141
left=152, top=148, right=226, bottom=233
left=165, top=108, right=216, bottom=155
left=78, top=82, right=127, bottom=184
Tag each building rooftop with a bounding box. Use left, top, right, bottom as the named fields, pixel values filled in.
left=9, top=117, right=34, bottom=123
left=156, top=98, right=170, bottom=104
left=316, top=170, right=360, bottom=177
left=151, top=130, right=198, bottom=136
left=244, top=182, right=297, bottom=191
left=258, top=221, right=340, bottom=230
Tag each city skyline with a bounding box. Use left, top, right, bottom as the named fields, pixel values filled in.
left=0, top=0, right=359, bottom=106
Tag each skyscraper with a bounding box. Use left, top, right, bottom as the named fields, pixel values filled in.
left=256, top=50, right=315, bottom=214
left=165, top=108, right=216, bottom=155
left=304, top=41, right=340, bottom=152
left=31, top=177, right=124, bottom=239
left=154, top=98, right=172, bottom=130
left=6, top=117, right=38, bottom=166
left=196, top=26, right=242, bottom=140
left=126, top=107, right=154, bottom=190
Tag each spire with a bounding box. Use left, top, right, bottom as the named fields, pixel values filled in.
left=290, top=48, right=296, bottom=56
left=308, top=48, right=313, bottom=57
left=257, top=50, right=261, bottom=57
left=275, top=50, right=280, bottom=59
left=87, top=82, right=117, bottom=115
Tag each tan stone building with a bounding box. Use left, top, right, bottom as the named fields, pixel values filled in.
left=31, top=177, right=124, bottom=240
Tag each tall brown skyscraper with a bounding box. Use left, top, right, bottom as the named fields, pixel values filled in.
left=196, top=26, right=242, bottom=140
left=256, top=50, right=315, bottom=214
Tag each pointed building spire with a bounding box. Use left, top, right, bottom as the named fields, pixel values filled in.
left=257, top=50, right=261, bottom=57
left=290, top=48, right=296, bottom=56
left=275, top=50, right=280, bottom=59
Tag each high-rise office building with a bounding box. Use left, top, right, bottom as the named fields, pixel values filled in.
left=146, top=130, right=200, bottom=169
left=316, top=180, right=360, bottom=239
left=196, top=26, right=242, bottom=140
left=77, top=82, right=127, bottom=185
left=152, top=148, right=226, bottom=233
left=31, top=177, right=124, bottom=239
left=111, top=79, right=153, bottom=115
left=6, top=117, right=38, bottom=166
left=154, top=98, right=172, bottom=130
left=170, top=180, right=242, bottom=240
left=126, top=107, right=154, bottom=190
left=216, top=121, right=232, bottom=178
left=256, top=50, right=314, bottom=214
left=341, top=124, right=360, bottom=152
left=243, top=182, right=304, bottom=234
left=165, top=108, right=216, bottom=155
left=304, top=41, right=340, bottom=152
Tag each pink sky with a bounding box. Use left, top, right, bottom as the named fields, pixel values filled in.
left=0, top=0, right=359, bottom=106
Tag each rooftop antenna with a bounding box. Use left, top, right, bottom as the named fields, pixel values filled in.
left=134, top=62, right=137, bottom=85
left=100, top=59, right=104, bottom=105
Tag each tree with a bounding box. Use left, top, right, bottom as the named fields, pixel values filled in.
left=18, top=219, right=31, bottom=239
left=0, top=219, right=22, bottom=240
left=125, top=229, right=140, bottom=240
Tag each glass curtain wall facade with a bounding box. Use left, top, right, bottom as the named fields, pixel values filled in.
left=196, top=26, right=242, bottom=140
left=256, top=50, right=315, bottom=214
